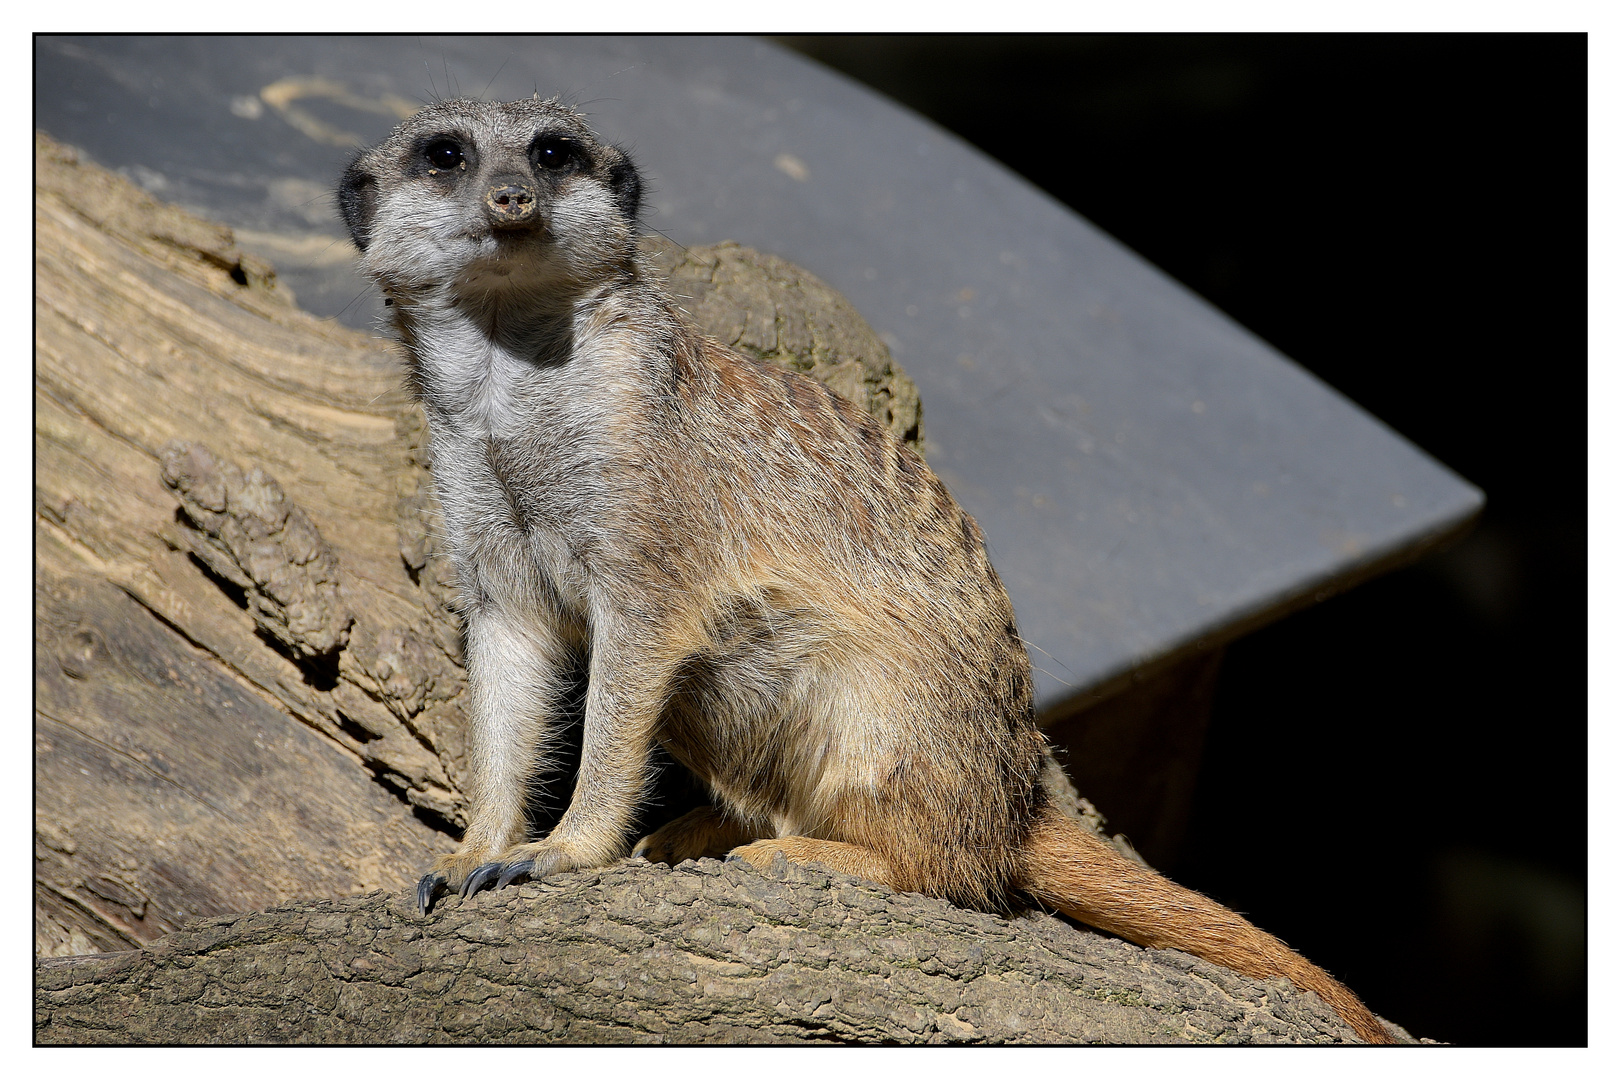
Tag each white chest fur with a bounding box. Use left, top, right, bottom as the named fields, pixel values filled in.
left=407, top=297, right=646, bottom=621
left=414, top=309, right=545, bottom=439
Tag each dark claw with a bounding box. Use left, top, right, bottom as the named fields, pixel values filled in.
left=416, top=872, right=447, bottom=916
left=496, top=859, right=536, bottom=889
left=461, top=861, right=505, bottom=898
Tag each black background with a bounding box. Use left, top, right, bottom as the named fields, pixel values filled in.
left=781, top=34, right=1587, bottom=1046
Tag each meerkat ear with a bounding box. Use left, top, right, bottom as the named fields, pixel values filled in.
left=606, top=146, right=642, bottom=228
left=338, top=158, right=378, bottom=252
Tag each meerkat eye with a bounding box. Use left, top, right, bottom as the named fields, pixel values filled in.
left=532, top=136, right=580, bottom=171
left=422, top=139, right=464, bottom=172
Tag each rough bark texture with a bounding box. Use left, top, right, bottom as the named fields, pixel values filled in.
left=35, top=856, right=1414, bottom=1045
left=34, top=129, right=1405, bottom=1045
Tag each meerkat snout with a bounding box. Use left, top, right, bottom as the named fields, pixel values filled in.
left=483, top=178, right=539, bottom=228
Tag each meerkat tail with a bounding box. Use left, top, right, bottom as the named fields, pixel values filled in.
left=1016, top=804, right=1393, bottom=1044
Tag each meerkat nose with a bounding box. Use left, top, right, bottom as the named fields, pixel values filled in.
left=484, top=179, right=539, bottom=229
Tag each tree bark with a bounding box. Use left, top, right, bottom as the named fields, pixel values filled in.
left=35, top=855, right=1414, bottom=1045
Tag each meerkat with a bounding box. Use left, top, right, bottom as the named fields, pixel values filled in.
left=337, top=97, right=1393, bottom=1044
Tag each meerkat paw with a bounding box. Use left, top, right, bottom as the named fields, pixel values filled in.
left=416, top=871, right=449, bottom=915
left=415, top=846, right=508, bottom=915
left=725, top=837, right=900, bottom=890
left=725, top=839, right=794, bottom=872
left=457, top=839, right=594, bottom=901
left=634, top=806, right=760, bottom=865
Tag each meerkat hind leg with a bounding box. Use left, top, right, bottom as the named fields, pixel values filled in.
left=726, top=837, right=900, bottom=891
left=634, top=805, right=765, bottom=864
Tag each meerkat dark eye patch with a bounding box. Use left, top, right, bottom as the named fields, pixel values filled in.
left=531, top=135, right=582, bottom=171
left=422, top=139, right=465, bottom=172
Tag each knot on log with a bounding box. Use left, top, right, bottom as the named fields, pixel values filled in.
left=160, top=440, right=353, bottom=659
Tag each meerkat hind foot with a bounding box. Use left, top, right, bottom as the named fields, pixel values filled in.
left=726, top=837, right=899, bottom=891
left=635, top=805, right=760, bottom=865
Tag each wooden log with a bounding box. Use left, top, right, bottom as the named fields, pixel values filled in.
left=35, top=856, right=1414, bottom=1045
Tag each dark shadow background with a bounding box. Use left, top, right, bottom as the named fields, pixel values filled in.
left=780, top=34, right=1587, bottom=1046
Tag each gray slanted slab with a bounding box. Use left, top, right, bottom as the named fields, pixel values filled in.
left=33, top=35, right=1481, bottom=714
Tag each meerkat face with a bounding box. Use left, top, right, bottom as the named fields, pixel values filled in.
left=339, top=98, right=642, bottom=307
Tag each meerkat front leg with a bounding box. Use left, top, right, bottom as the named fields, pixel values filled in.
left=458, top=624, right=681, bottom=897
left=417, top=605, right=573, bottom=914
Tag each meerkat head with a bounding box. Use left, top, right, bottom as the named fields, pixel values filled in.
left=338, top=98, right=643, bottom=309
